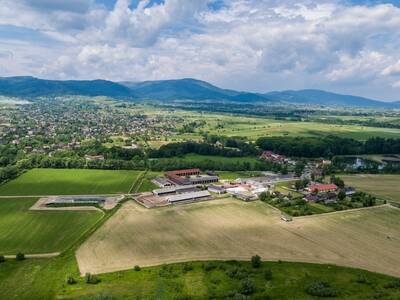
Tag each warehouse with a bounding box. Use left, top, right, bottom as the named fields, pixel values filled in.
left=165, top=169, right=219, bottom=185
left=167, top=190, right=211, bottom=204
left=152, top=177, right=174, bottom=187
left=153, top=185, right=198, bottom=196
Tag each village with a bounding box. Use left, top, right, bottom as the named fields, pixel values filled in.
left=133, top=151, right=375, bottom=219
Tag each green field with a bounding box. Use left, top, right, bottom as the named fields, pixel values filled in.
left=341, top=174, right=400, bottom=203
left=137, top=171, right=162, bottom=193
left=154, top=154, right=259, bottom=167
left=0, top=198, right=102, bottom=254
left=0, top=169, right=141, bottom=196
left=1, top=253, right=400, bottom=299
left=133, top=105, right=400, bottom=141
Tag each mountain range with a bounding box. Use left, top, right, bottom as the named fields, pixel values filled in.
left=0, top=76, right=398, bottom=108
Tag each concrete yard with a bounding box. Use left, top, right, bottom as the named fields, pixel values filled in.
left=76, top=198, right=400, bottom=277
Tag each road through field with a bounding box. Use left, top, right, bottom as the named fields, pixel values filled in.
left=76, top=199, right=400, bottom=277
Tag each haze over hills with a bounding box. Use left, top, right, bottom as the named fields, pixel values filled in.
left=0, top=76, right=398, bottom=108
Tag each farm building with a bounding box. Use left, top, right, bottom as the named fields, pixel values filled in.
left=260, top=151, right=286, bottom=163
left=308, top=183, right=338, bottom=193
left=152, top=177, right=174, bottom=187
left=208, top=185, right=226, bottom=194
left=46, top=196, right=106, bottom=206
left=165, top=169, right=219, bottom=185
left=167, top=190, right=211, bottom=203
left=153, top=185, right=198, bottom=196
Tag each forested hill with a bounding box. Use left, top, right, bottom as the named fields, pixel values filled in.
left=0, top=76, right=398, bottom=108
left=0, top=76, right=133, bottom=98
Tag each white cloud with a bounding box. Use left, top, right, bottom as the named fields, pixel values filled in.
left=1, top=0, right=400, bottom=100
left=382, top=60, right=400, bottom=76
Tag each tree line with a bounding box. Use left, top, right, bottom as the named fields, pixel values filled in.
left=256, top=136, right=400, bottom=158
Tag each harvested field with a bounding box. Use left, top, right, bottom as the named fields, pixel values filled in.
left=341, top=174, right=400, bottom=203
left=76, top=199, right=400, bottom=277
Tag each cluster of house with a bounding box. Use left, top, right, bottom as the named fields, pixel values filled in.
left=138, top=168, right=220, bottom=207
left=208, top=172, right=296, bottom=201
left=0, top=98, right=179, bottom=152
left=142, top=169, right=298, bottom=207
left=260, top=151, right=296, bottom=165
left=302, top=183, right=355, bottom=205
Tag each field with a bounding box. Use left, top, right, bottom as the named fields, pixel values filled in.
left=137, top=171, right=162, bottom=193
left=153, top=154, right=259, bottom=167
left=77, top=199, right=400, bottom=277
left=0, top=198, right=102, bottom=254
left=0, top=169, right=141, bottom=196
left=341, top=174, right=400, bottom=203
left=2, top=256, right=400, bottom=300
left=131, top=105, right=400, bottom=141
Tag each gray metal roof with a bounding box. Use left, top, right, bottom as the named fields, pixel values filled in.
left=153, top=184, right=197, bottom=195
left=167, top=190, right=211, bottom=203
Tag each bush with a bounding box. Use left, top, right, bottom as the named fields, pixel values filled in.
left=251, top=255, right=262, bottom=268
left=66, top=275, right=76, bottom=285
left=203, top=262, right=218, bottom=271
left=264, top=269, right=273, bottom=280
left=240, top=278, right=255, bottom=295
left=305, top=280, right=337, bottom=297
left=384, top=279, right=400, bottom=289
left=225, top=267, right=248, bottom=280
left=134, top=265, right=141, bottom=271
left=355, top=274, right=370, bottom=284
left=0, top=255, right=5, bottom=263
left=182, top=263, right=193, bottom=273
left=16, top=252, right=25, bottom=261
left=85, top=272, right=100, bottom=284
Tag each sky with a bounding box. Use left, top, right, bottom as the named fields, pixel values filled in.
left=1, top=0, right=400, bottom=101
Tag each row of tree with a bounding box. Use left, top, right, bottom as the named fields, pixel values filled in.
left=256, top=136, right=400, bottom=158
left=148, top=140, right=259, bottom=158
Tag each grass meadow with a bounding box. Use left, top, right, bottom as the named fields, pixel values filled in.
left=2, top=255, right=400, bottom=300
left=0, top=198, right=103, bottom=254
left=0, top=169, right=141, bottom=196
left=134, top=105, right=400, bottom=141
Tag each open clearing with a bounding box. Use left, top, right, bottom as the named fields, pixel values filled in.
left=341, top=174, right=400, bottom=203
left=0, top=168, right=141, bottom=196
left=0, top=198, right=103, bottom=254
left=77, top=199, right=400, bottom=277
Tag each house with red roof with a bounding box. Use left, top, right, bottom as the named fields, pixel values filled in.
left=307, top=183, right=338, bottom=193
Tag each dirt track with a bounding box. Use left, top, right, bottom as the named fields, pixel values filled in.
left=76, top=199, right=400, bottom=276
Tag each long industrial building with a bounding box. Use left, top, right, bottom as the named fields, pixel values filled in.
left=153, top=185, right=198, bottom=196
left=165, top=168, right=219, bottom=185
left=167, top=190, right=211, bottom=203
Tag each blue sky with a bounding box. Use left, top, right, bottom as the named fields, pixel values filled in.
left=1, top=0, right=400, bottom=101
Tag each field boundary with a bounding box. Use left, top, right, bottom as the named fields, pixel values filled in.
left=292, top=203, right=392, bottom=220
left=4, top=252, right=60, bottom=259
left=128, top=170, right=147, bottom=194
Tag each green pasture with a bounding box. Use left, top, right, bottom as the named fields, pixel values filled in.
left=1, top=255, right=400, bottom=300
left=0, top=198, right=102, bottom=254
left=139, top=106, right=400, bottom=141
left=0, top=169, right=141, bottom=196
left=137, top=171, right=162, bottom=193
